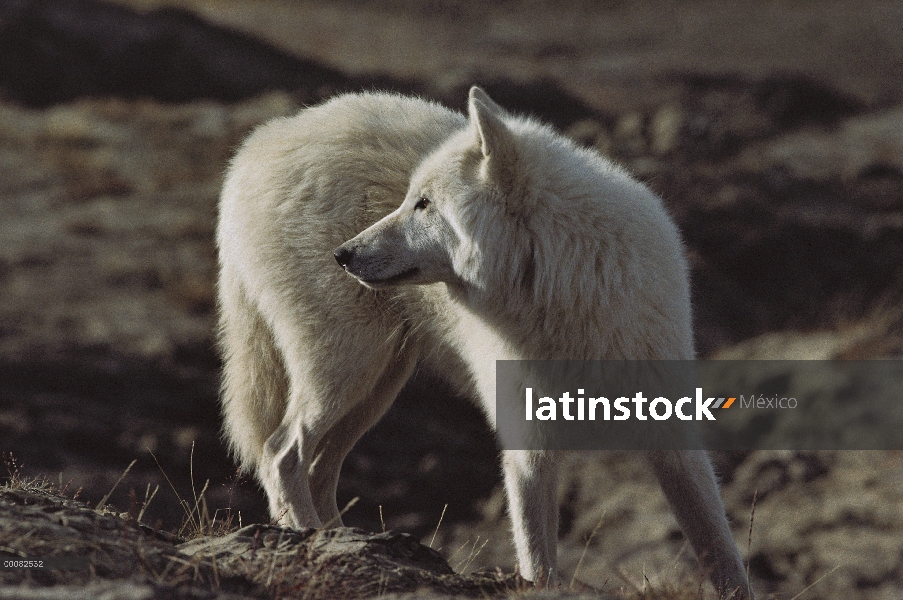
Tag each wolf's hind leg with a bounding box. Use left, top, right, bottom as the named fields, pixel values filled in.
left=258, top=420, right=321, bottom=528
left=258, top=283, right=416, bottom=529
left=308, top=349, right=419, bottom=526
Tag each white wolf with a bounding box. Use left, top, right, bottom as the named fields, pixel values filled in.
left=217, top=87, right=753, bottom=598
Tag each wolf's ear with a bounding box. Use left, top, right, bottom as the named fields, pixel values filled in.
left=469, top=86, right=506, bottom=117
left=468, top=87, right=516, bottom=183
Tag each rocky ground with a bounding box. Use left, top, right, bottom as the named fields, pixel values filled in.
left=1, top=1, right=902, bottom=598
left=0, top=483, right=527, bottom=599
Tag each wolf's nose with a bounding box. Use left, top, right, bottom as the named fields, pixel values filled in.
left=334, top=246, right=354, bottom=268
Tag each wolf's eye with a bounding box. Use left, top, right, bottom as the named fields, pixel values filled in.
left=414, top=197, right=430, bottom=210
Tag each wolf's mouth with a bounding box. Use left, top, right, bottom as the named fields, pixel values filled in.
left=358, top=267, right=420, bottom=287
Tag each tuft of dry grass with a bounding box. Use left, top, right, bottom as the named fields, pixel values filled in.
left=150, top=442, right=239, bottom=540
left=2, top=452, right=80, bottom=498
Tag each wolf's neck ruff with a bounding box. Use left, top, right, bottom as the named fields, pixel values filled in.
left=440, top=102, right=693, bottom=362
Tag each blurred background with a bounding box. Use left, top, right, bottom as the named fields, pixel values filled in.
left=0, top=0, right=901, bottom=597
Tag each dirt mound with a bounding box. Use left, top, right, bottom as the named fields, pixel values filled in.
left=0, top=486, right=523, bottom=599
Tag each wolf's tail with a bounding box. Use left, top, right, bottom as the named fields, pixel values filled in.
left=217, top=268, right=288, bottom=473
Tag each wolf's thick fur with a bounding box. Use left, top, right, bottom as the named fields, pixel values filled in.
left=217, top=88, right=753, bottom=598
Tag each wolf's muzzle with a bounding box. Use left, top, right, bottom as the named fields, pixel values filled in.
left=333, top=245, right=354, bottom=269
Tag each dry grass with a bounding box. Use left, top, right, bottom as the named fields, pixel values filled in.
left=2, top=452, right=80, bottom=498
left=0, top=454, right=754, bottom=599
left=150, top=443, right=240, bottom=540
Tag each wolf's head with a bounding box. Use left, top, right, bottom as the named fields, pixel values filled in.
left=336, top=86, right=693, bottom=359
left=335, top=86, right=535, bottom=292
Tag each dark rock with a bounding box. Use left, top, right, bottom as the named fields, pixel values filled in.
left=0, top=0, right=361, bottom=107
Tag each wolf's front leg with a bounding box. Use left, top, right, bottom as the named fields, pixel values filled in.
left=647, top=450, right=754, bottom=599
left=502, top=449, right=560, bottom=586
